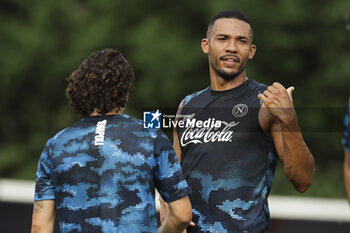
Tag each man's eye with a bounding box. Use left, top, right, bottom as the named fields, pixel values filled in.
left=218, top=37, right=226, bottom=41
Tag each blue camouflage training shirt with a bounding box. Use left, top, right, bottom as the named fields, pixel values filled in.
left=35, top=114, right=190, bottom=233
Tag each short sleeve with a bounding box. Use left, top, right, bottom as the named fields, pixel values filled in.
left=343, top=98, right=350, bottom=152
left=153, top=130, right=190, bottom=203
left=34, top=138, right=55, bottom=201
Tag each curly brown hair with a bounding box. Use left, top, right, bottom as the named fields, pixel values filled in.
left=65, top=48, right=135, bottom=117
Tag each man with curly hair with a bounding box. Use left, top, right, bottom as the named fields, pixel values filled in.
left=31, top=48, right=192, bottom=233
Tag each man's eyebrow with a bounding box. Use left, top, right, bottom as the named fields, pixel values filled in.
left=237, top=35, right=250, bottom=40
left=213, top=33, right=250, bottom=39
left=215, top=33, right=229, bottom=37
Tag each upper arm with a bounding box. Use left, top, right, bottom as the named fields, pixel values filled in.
left=270, top=120, right=285, bottom=161
left=35, top=140, right=55, bottom=201
left=173, top=99, right=185, bottom=162
left=173, top=131, right=182, bottom=162
left=258, top=104, right=285, bottom=161
left=31, top=200, right=56, bottom=233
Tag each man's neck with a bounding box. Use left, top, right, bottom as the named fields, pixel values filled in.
left=90, top=108, right=124, bottom=116
left=210, top=71, right=247, bottom=91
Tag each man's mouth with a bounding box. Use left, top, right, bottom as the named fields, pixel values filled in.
left=220, top=55, right=240, bottom=66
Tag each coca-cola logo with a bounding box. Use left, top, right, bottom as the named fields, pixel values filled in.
left=180, top=118, right=239, bottom=147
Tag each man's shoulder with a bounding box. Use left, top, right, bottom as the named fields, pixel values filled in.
left=119, top=114, right=168, bottom=141
left=246, top=79, right=269, bottom=94
left=40, top=127, right=69, bottom=151
left=48, top=115, right=144, bottom=142
left=182, top=87, right=210, bottom=107
left=118, top=114, right=143, bottom=126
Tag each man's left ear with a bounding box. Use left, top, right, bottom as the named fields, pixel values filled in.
left=248, top=44, right=256, bottom=59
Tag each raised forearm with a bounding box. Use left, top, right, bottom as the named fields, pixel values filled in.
left=258, top=83, right=314, bottom=192
left=281, top=122, right=314, bottom=192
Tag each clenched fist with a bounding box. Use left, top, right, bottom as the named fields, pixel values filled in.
left=258, top=82, right=297, bottom=126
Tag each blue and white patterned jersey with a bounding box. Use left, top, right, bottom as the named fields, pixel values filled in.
left=343, top=97, right=350, bottom=152
left=35, top=114, right=189, bottom=233
left=178, top=79, right=278, bottom=233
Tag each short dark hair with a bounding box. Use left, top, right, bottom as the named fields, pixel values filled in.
left=65, top=48, right=135, bottom=117
left=207, top=10, right=254, bottom=40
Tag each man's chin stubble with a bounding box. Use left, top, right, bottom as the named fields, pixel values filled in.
left=215, top=69, right=241, bottom=81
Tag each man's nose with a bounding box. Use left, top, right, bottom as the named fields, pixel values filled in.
left=226, top=40, right=238, bottom=53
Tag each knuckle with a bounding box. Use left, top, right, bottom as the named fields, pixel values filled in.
left=268, top=86, right=276, bottom=93
left=264, top=98, right=272, bottom=104
left=273, top=82, right=282, bottom=89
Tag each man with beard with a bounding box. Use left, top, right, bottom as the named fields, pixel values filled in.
left=161, top=10, right=314, bottom=233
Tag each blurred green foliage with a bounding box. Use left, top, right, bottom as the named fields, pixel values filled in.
left=0, top=0, right=349, bottom=198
